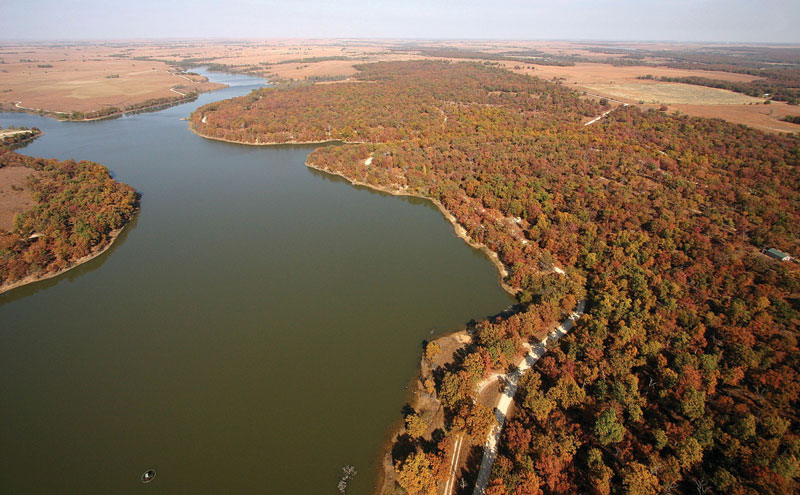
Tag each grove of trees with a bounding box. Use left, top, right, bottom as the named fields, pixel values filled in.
left=0, top=146, right=138, bottom=287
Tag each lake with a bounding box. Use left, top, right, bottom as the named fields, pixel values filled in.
left=0, top=69, right=512, bottom=494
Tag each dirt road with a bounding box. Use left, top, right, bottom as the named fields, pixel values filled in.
left=471, top=301, right=586, bottom=495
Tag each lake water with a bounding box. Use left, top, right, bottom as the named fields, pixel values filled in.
left=0, top=69, right=512, bottom=494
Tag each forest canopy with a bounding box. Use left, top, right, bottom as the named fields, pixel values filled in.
left=0, top=146, right=138, bottom=288
left=193, top=61, right=800, bottom=494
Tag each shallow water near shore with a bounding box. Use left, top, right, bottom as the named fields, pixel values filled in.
left=0, top=69, right=512, bottom=494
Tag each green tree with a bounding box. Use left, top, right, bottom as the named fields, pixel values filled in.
left=681, top=386, right=706, bottom=420
left=594, top=408, right=625, bottom=445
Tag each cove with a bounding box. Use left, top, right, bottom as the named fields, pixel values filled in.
left=0, top=69, right=513, bottom=494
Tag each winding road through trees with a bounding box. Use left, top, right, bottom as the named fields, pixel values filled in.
left=470, top=301, right=586, bottom=495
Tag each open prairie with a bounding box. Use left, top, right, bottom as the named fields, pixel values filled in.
left=0, top=166, right=38, bottom=231
left=0, top=44, right=224, bottom=114
left=500, top=61, right=763, bottom=85
left=0, top=40, right=798, bottom=132
left=669, top=101, right=800, bottom=133
left=580, top=82, right=764, bottom=105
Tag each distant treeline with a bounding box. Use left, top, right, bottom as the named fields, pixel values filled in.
left=586, top=45, right=800, bottom=104
left=274, top=55, right=352, bottom=65
left=64, top=93, right=198, bottom=121
left=407, top=44, right=800, bottom=105
left=398, top=46, right=579, bottom=66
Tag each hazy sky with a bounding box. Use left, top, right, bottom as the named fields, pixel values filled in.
left=2, top=0, right=799, bottom=43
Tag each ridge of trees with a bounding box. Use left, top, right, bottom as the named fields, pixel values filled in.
left=194, top=60, right=800, bottom=494
left=63, top=93, right=199, bottom=121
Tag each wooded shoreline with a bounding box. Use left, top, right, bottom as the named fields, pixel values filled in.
left=190, top=124, right=526, bottom=495
left=184, top=60, right=800, bottom=494
left=0, top=220, right=134, bottom=296
left=189, top=125, right=518, bottom=297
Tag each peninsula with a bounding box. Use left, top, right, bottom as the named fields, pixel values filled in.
left=192, top=60, right=800, bottom=495
left=0, top=142, right=138, bottom=294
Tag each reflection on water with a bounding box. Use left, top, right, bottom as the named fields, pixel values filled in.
left=0, top=215, right=140, bottom=307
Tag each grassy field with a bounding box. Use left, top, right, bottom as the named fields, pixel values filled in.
left=581, top=82, right=765, bottom=105
left=670, top=101, right=800, bottom=133
left=0, top=166, right=38, bottom=231
left=503, top=61, right=762, bottom=85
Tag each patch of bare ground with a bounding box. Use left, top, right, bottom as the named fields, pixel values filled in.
left=502, top=61, right=764, bottom=85
left=377, top=329, right=471, bottom=495
left=0, top=167, right=40, bottom=231
left=377, top=319, right=555, bottom=495
left=0, top=129, right=33, bottom=139
left=668, top=101, right=800, bottom=134
left=580, top=82, right=763, bottom=105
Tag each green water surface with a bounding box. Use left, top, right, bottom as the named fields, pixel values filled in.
left=0, top=69, right=512, bottom=494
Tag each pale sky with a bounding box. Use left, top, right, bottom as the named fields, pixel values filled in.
left=2, top=0, right=799, bottom=43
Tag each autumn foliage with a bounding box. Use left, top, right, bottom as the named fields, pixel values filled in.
left=0, top=147, right=138, bottom=287
left=195, top=61, right=800, bottom=494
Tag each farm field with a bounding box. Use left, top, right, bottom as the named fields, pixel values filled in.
left=502, top=60, right=764, bottom=85
left=581, top=82, right=764, bottom=105
left=0, top=166, right=38, bottom=231
left=0, top=46, right=224, bottom=114
left=670, top=101, right=800, bottom=133
left=1, top=40, right=799, bottom=133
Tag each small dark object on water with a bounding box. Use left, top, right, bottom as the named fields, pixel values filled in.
left=141, top=469, right=156, bottom=483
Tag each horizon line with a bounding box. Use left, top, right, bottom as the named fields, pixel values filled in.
left=2, top=37, right=800, bottom=46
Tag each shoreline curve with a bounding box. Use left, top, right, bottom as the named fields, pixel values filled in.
left=191, top=126, right=525, bottom=494
left=189, top=126, right=518, bottom=297
left=0, top=220, right=134, bottom=296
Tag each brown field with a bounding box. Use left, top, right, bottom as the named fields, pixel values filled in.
left=115, top=39, right=423, bottom=80
left=0, top=166, right=39, bottom=231
left=501, top=61, right=762, bottom=85
left=0, top=44, right=224, bottom=114
left=0, top=41, right=420, bottom=115
left=0, top=40, right=797, bottom=132
left=580, top=82, right=764, bottom=105
left=667, top=101, right=800, bottom=134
